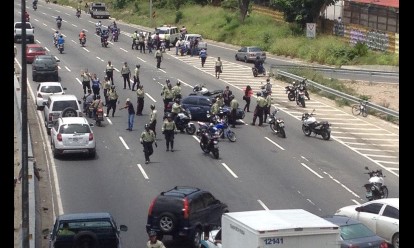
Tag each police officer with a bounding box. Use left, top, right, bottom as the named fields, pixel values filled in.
left=136, top=85, right=145, bottom=116
left=172, top=81, right=182, bottom=101
left=170, top=98, right=183, bottom=127
left=132, top=64, right=141, bottom=91
left=216, top=94, right=224, bottom=108
left=162, top=82, right=174, bottom=111
left=229, top=95, right=239, bottom=128
left=210, top=98, right=220, bottom=116
left=147, top=230, right=166, bottom=248
left=131, top=30, right=138, bottom=49
left=140, top=124, right=157, bottom=164
left=105, top=60, right=114, bottom=84
left=162, top=113, right=177, bottom=152
left=155, top=48, right=163, bottom=69
left=106, top=85, right=119, bottom=117
left=103, top=76, right=111, bottom=106
left=149, top=104, right=158, bottom=137
left=80, top=69, right=92, bottom=94
left=263, top=91, right=272, bottom=122
left=251, top=92, right=267, bottom=126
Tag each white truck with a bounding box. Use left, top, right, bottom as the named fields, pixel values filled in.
left=14, top=22, right=35, bottom=43
left=201, top=209, right=340, bottom=248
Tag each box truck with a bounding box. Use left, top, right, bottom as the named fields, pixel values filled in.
left=201, top=209, right=340, bottom=248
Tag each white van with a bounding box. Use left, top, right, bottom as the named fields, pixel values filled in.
left=152, top=25, right=180, bottom=46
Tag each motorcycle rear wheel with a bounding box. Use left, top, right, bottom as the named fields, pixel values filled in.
left=287, top=93, right=295, bottom=101
left=381, top=186, right=389, bottom=199
left=302, top=125, right=312, bottom=136
left=300, top=98, right=306, bottom=108
left=321, top=130, right=331, bottom=140
left=279, top=127, right=286, bottom=138
left=226, top=130, right=236, bottom=142
left=186, top=124, right=196, bottom=135
left=212, top=149, right=219, bottom=159
left=270, top=123, right=277, bottom=134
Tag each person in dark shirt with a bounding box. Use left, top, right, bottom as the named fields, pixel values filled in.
left=119, top=98, right=135, bottom=131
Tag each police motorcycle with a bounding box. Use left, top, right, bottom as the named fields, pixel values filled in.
left=189, top=83, right=223, bottom=97
left=174, top=109, right=196, bottom=135
left=208, top=113, right=236, bottom=142
left=56, top=19, right=62, bottom=29
left=285, top=84, right=296, bottom=101
left=267, top=108, right=286, bottom=138
left=301, top=109, right=331, bottom=140
left=199, top=123, right=220, bottom=159
left=33, top=0, right=38, bottom=10
left=363, top=166, right=388, bottom=201
left=295, top=84, right=306, bottom=108
left=76, top=9, right=81, bottom=18
left=101, top=29, right=109, bottom=47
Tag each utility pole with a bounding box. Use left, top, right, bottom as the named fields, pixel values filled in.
left=20, top=0, right=29, bottom=247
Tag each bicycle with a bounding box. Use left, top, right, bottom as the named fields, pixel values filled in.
left=352, top=100, right=368, bottom=117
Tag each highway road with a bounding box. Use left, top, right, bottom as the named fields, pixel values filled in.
left=14, top=1, right=399, bottom=247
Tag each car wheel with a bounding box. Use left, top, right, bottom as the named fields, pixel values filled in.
left=62, top=107, right=78, bottom=117
left=235, top=54, right=238, bottom=61
left=89, top=149, right=96, bottom=159
left=73, top=231, right=98, bottom=248
left=158, top=212, right=176, bottom=233
left=190, top=227, right=202, bottom=248
left=392, top=233, right=399, bottom=248
left=51, top=142, right=59, bottom=158
left=244, top=57, right=248, bottom=63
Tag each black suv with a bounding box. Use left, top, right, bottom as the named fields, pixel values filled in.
left=32, top=55, right=59, bottom=82
left=48, top=212, right=128, bottom=248
left=146, top=186, right=228, bottom=248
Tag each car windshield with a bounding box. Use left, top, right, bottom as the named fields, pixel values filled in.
left=60, top=220, right=114, bottom=234
left=28, top=47, right=45, bottom=53
left=52, top=100, right=79, bottom=111
left=41, top=86, right=62, bottom=93
left=35, top=58, right=55, bottom=64
left=59, top=124, right=91, bottom=134
left=156, top=29, right=168, bottom=34
left=340, top=223, right=376, bottom=240
left=15, top=23, right=32, bottom=29
left=249, top=47, right=262, bottom=52
left=93, top=6, right=106, bottom=11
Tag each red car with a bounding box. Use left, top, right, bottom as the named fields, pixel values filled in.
left=26, top=44, right=47, bottom=63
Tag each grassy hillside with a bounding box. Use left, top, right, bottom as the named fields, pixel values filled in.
left=61, top=0, right=399, bottom=67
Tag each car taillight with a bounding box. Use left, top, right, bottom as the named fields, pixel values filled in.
left=57, top=133, right=62, bottom=141
left=89, top=133, right=94, bottom=141
left=183, top=197, right=189, bottom=219
left=379, top=241, right=388, bottom=248
left=148, top=198, right=156, bottom=216
left=48, top=113, right=53, bottom=122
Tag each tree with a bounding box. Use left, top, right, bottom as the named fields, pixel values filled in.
left=274, top=0, right=339, bottom=29
left=238, top=0, right=250, bottom=22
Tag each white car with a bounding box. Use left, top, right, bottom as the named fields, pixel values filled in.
left=35, top=82, right=66, bottom=110
left=200, top=227, right=222, bottom=248
left=335, top=198, right=399, bottom=248
left=50, top=117, right=96, bottom=158
left=183, top=33, right=207, bottom=51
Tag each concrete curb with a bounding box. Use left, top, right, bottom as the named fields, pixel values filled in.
left=14, top=73, right=37, bottom=248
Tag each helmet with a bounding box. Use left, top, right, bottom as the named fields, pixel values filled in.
left=136, top=64, right=140, bottom=68
left=60, top=35, right=63, bottom=38
left=176, top=81, right=181, bottom=86
left=145, top=123, right=150, bottom=129
left=257, top=92, right=262, bottom=96
left=175, top=98, right=180, bottom=103
left=148, top=230, right=157, bottom=237
left=57, top=15, right=60, bottom=18
left=150, top=104, right=155, bottom=109
left=166, top=79, right=170, bottom=84
left=266, top=78, right=270, bottom=82
left=166, top=113, right=173, bottom=119
left=96, top=95, right=101, bottom=99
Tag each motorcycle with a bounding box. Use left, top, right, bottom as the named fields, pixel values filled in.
left=285, top=85, right=296, bottom=101
left=199, top=127, right=220, bottom=159
left=295, top=85, right=306, bottom=108
left=95, top=107, right=104, bottom=126
left=301, top=109, right=331, bottom=140
left=297, top=79, right=310, bottom=100
left=174, top=109, right=196, bottom=135
left=363, top=166, right=388, bottom=201
left=96, top=27, right=101, bottom=36
left=101, top=36, right=109, bottom=48
left=112, top=28, right=120, bottom=42
left=76, top=10, right=81, bottom=18
left=189, top=83, right=223, bottom=97
left=267, top=109, right=286, bottom=138
left=56, top=20, right=62, bottom=30
left=252, top=66, right=266, bottom=77
left=80, top=37, right=86, bottom=47
left=33, top=3, right=37, bottom=11
left=212, top=117, right=236, bottom=142
left=58, top=43, right=64, bottom=54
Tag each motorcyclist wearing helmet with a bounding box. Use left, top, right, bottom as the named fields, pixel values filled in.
left=147, top=230, right=165, bottom=248
left=91, top=95, right=104, bottom=118
left=79, top=29, right=86, bottom=44
left=162, top=113, right=178, bottom=152
left=254, top=56, right=264, bottom=74
left=140, top=124, right=157, bottom=164
left=95, top=21, right=102, bottom=35
left=172, top=81, right=182, bottom=101
left=57, top=34, right=65, bottom=46
left=56, top=15, right=62, bottom=28
left=53, top=30, right=60, bottom=47
left=100, top=28, right=109, bottom=44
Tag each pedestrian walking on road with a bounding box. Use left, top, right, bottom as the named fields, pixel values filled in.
left=136, top=85, right=145, bottom=115
left=162, top=113, right=177, bottom=152
left=140, top=124, right=157, bottom=164
left=243, top=85, right=253, bottom=112
left=103, top=76, right=111, bottom=106
left=80, top=68, right=92, bottom=94
left=229, top=95, right=239, bottom=128
left=155, top=48, right=163, bottom=69
left=119, top=98, right=135, bottom=131
left=105, top=60, right=114, bottom=85
left=132, top=64, right=141, bottom=91
left=149, top=104, right=158, bottom=137
left=121, top=62, right=131, bottom=89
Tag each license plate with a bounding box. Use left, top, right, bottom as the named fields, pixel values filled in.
left=72, top=138, right=78, bottom=142
left=267, top=118, right=272, bottom=123
left=279, top=123, right=284, bottom=127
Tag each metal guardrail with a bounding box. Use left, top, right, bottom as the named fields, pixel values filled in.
left=271, top=64, right=399, bottom=77
left=274, top=70, right=399, bottom=118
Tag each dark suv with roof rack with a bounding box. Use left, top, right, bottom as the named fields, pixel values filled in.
left=146, top=186, right=228, bottom=248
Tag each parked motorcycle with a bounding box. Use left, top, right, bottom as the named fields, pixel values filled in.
left=211, top=116, right=236, bottom=142
left=285, top=85, right=296, bottom=101
left=80, top=37, right=86, bottom=47
left=252, top=66, right=266, bottom=77
left=301, top=109, right=331, bottom=140
left=189, top=83, right=223, bottom=97
left=267, top=109, right=286, bottom=138
left=95, top=107, right=104, bottom=126
left=58, top=44, right=64, bottom=54
left=175, top=109, right=196, bottom=135
left=296, top=79, right=310, bottom=100
left=295, top=85, right=306, bottom=108
left=363, top=166, right=388, bottom=201
left=199, top=127, right=220, bottom=159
